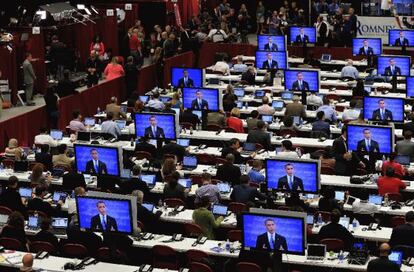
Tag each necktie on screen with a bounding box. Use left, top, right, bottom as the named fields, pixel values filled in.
left=102, top=216, right=106, bottom=230
left=289, top=176, right=293, bottom=189
left=94, top=160, right=99, bottom=173
left=366, top=140, right=370, bottom=151
left=299, top=81, right=302, bottom=90
left=198, top=99, right=202, bottom=108
left=184, top=78, right=187, bottom=86
left=381, top=109, right=384, bottom=120
left=152, top=126, right=156, bottom=137
left=269, top=60, right=272, bottom=67
left=269, top=235, right=275, bottom=250
left=391, top=66, right=394, bottom=75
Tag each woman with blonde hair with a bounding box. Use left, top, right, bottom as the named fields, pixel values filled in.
left=5, top=138, right=24, bottom=160
left=227, top=108, right=244, bottom=133
left=104, top=56, right=125, bottom=81
left=170, top=92, right=183, bottom=110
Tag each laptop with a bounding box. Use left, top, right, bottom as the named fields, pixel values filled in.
left=389, top=251, right=403, bottom=267
left=218, top=183, right=231, bottom=193
left=51, top=217, right=68, bottom=235
left=0, top=214, right=8, bottom=226
left=19, top=187, right=33, bottom=199
left=27, top=215, right=40, bottom=230
left=141, top=175, right=156, bottom=188
left=142, top=202, right=155, bottom=212
left=261, top=115, right=273, bottom=123
left=321, top=54, right=332, bottom=62
left=177, top=139, right=190, bottom=147
left=160, top=96, right=172, bottom=103
left=395, top=155, right=410, bottom=166
left=236, top=101, right=243, bottom=109
left=50, top=130, right=63, bottom=140
left=120, top=105, right=128, bottom=114
left=212, top=204, right=228, bottom=218
left=115, top=120, right=127, bottom=129
left=306, top=244, right=326, bottom=261
left=306, top=214, right=314, bottom=225
left=192, top=110, right=202, bottom=120
left=272, top=100, right=284, bottom=111
left=241, top=142, right=256, bottom=155
left=335, top=191, right=345, bottom=201
left=345, top=195, right=357, bottom=206
left=139, top=95, right=149, bottom=103
left=293, top=116, right=303, bottom=126
left=369, top=195, right=383, bottom=205
left=178, top=178, right=192, bottom=189
left=182, top=156, right=198, bottom=170
left=254, top=90, right=265, bottom=98
left=234, top=88, right=245, bottom=97
left=77, top=131, right=91, bottom=142
left=281, top=91, right=293, bottom=100
left=339, top=216, right=350, bottom=229
left=121, top=169, right=131, bottom=179
left=84, top=117, right=96, bottom=126
left=52, top=191, right=67, bottom=203
left=14, top=161, right=28, bottom=172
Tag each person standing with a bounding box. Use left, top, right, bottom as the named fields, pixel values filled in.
left=23, top=52, right=36, bottom=105
left=86, top=51, right=102, bottom=88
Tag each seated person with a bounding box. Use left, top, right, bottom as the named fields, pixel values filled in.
left=53, top=144, right=74, bottom=168
left=246, top=120, right=271, bottom=150
left=4, top=138, right=24, bottom=160
left=285, top=192, right=311, bottom=212
left=34, top=127, right=58, bottom=147
left=352, top=188, right=379, bottom=215
left=27, top=185, right=62, bottom=217
left=221, top=138, right=255, bottom=164
left=101, top=112, right=121, bottom=138
left=134, top=136, right=157, bottom=158
left=319, top=148, right=335, bottom=169
left=257, top=96, right=275, bottom=116
left=318, top=186, right=342, bottom=212
left=377, top=167, right=406, bottom=196
left=342, top=100, right=360, bottom=121
left=280, top=116, right=299, bottom=131
left=30, top=164, right=51, bottom=188
left=312, top=111, right=331, bottom=138
left=120, top=165, right=150, bottom=195
left=66, top=220, right=103, bottom=256
left=163, top=171, right=186, bottom=200
left=277, top=140, right=299, bottom=158
left=226, top=108, right=244, bottom=133
left=216, top=154, right=241, bottom=185
left=382, top=152, right=405, bottom=178
left=233, top=55, right=248, bottom=73
left=285, top=95, right=306, bottom=119
left=192, top=196, right=224, bottom=239
left=158, top=140, right=186, bottom=162
left=69, top=110, right=86, bottom=132
left=146, top=92, right=165, bottom=111
left=180, top=109, right=200, bottom=128
left=248, top=160, right=265, bottom=184
left=0, top=176, right=26, bottom=215
left=195, top=173, right=220, bottom=205
left=0, top=211, right=28, bottom=251
left=306, top=93, right=323, bottom=107
left=160, top=158, right=177, bottom=181
left=367, top=243, right=402, bottom=272
left=317, top=97, right=337, bottom=123
left=230, top=175, right=266, bottom=206
left=105, top=96, right=126, bottom=120
left=207, top=110, right=226, bottom=127
left=247, top=110, right=260, bottom=132
left=35, top=144, right=53, bottom=171
left=396, top=130, right=414, bottom=162
left=32, top=217, right=59, bottom=249
left=62, top=161, right=86, bottom=191
left=389, top=211, right=414, bottom=248
left=318, top=209, right=355, bottom=250
left=132, top=190, right=162, bottom=232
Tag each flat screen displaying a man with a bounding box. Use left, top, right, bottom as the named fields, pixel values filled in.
left=135, top=113, right=176, bottom=140
left=346, top=124, right=393, bottom=154
left=295, top=27, right=309, bottom=44
left=358, top=39, right=374, bottom=56
left=284, top=69, right=319, bottom=92
left=356, top=128, right=380, bottom=153
left=255, top=218, right=288, bottom=251
left=85, top=149, right=108, bottom=175
left=191, top=90, right=209, bottom=110
left=144, top=115, right=165, bottom=139
left=90, top=200, right=118, bottom=232
left=264, top=36, right=278, bottom=51
left=394, top=31, right=409, bottom=47
left=378, top=56, right=410, bottom=77
left=291, top=72, right=309, bottom=91
left=277, top=163, right=304, bottom=192
left=171, top=67, right=203, bottom=87
left=371, top=99, right=393, bottom=121
left=384, top=58, right=401, bottom=76
left=262, top=53, right=278, bottom=70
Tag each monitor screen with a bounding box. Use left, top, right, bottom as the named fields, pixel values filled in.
left=212, top=204, right=228, bottom=216
left=28, top=216, right=39, bottom=228
left=53, top=191, right=67, bottom=202
left=335, top=191, right=345, bottom=201
left=134, top=113, right=177, bottom=140
left=242, top=211, right=306, bottom=255
left=171, top=67, right=204, bottom=88
left=257, top=35, right=286, bottom=51
left=74, top=144, right=120, bottom=176
left=284, top=69, right=320, bottom=92
left=363, top=97, right=404, bottom=122
left=389, top=251, right=403, bottom=266
left=76, top=196, right=133, bottom=234
left=407, top=76, right=414, bottom=97
left=289, top=26, right=316, bottom=44
left=272, top=100, right=284, bottom=108
left=352, top=38, right=382, bottom=56
left=84, top=117, right=95, bottom=126
left=178, top=178, right=192, bottom=188
left=115, top=120, right=126, bottom=129
left=306, top=214, right=314, bottom=225
left=377, top=55, right=411, bottom=76
left=218, top=183, right=231, bottom=193
left=234, top=88, right=245, bottom=97
left=255, top=51, right=287, bottom=70
left=50, top=130, right=63, bottom=140
left=243, top=142, right=256, bottom=152
left=141, top=175, right=156, bottom=186
left=182, top=87, right=220, bottom=111
left=52, top=217, right=68, bottom=228
left=19, top=187, right=32, bottom=198
left=339, top=217, right=350, bottom=229
left=262, top=115, right=273, bottom=123
left=346, top=124, right=394, bottom=154
left=177, top=138, right=190, bottom=147
left=265, top=158, right=320, bottom=193
left=183, top=156, right=197, bottom=167
left=369, top=195, right=383, bottom=205
left=281, top=91, right=294, bottom=100
left=139, top=95, right=149, bottom=103
left=389, top=29, right=414, bottom=47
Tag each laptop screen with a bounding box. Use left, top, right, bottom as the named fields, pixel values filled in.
left=369, top=195, right=383, bottom=205
left=353, top=242, right=365, bottom=250
left=212, top=205, right=228, bottom=216
left=19, top=187, right=32, bottom=198
left=218, top=183, right=231, bottom=193
left=281, top=92, right=293, bottom=100
left=272, top=100, right=284, bottom=108
left=139, top=95, right=149, bottom=103
left=261, top=115, right=273, bottom=123
left=321, top=54, right=331, bottom=61
left=84, top=117, right=95, bottom=126
left=307, top=244, right=326, bottom=257
left=335, top=191, right=345, bottom=201
left=0, top=214, right=8, bottom=224
left=53, top=192, right=67, bottom=202
left=77, top=131, right=91, bottom=141
left=121, top=169, right=131, bottom=178
left=306, top=214, right=314, bottom=225
left=255, top=90, right=265, bottom=98
left=28, top=216, right=39, bottom=228
left=339, top=217, right=350, bottom=229
left=243, top=142, right=256, bottom=152
left=234, top=88, right=245, bottom=97
left=178, top=178, right=192, bottom=188
left=293, top=116, right=302, bottom=126
left=236, top=101, right=243, bottom=108
left=177, top=139, right=190, bottom=147
left=52, top=217, right=68, bottom=228
left=395, top=155, right=410, bottom=165
left=192, top=110, right=202, bottom=120
left=142, top=203, right=155, bottom=212
left=389, top=251, right=403, bottom=266
left=115, top=120, right=126, bottom=129
left=183, top=156, right=197, bottom=167
left=50, top=130, right=63, bottom=140
left=141, top=175, right=156, bottom=186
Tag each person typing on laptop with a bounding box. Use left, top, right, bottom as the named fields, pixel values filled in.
left=221, top=138, right=256, bottom=164
left=367, top=243, right=402, bottom=272
left=248, top=160, right=265, bottom=184
left=120, top=165, right=150, bottom=195
left=132, top=190, right=162, bottom=232
left=52, top=144, right=74, bottom=169
left=377, top=167, right=406, bottom=196
left=27, top=185, right=62, bottom=217
left=195, top=173, right=221, bottom=205
left=0, top=176, right=26, bottom=215
left=230, top=175, right=266, bottom=206
left=101, top=112, right=121, bottom=139
left=192, top=196, right=224, bottom=239
left=32, top=217, right=59, bottom=249
left=318, top=209, right=354, bottom=251
left=216, top=154, right=241, bottom=186
left=382, top=152, right=405, bottom=178
left=34, top=127, right=58, bottom=147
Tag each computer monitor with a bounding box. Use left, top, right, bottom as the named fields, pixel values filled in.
left=346, top=124, right=394, bottom=154
left=218, top=182, right=231, bottom=193
left=177, top=138, right=190, bottom=147
left=261, top=115, right=273, bottom=123
left=389, top=29, right=414, bottom=47
left=234, top=88, right=245, bottom=97
left=53, top=191, right=67, bottom=202
left=134, top=113, right=177, bottom=140
left=257, top=35, right=286, bottom=51
left=28, top=216, right=39, bottom=229
left=352, top=38, right=382, bottom=56
left=272, top=100, right=284, bottom=109
left=139, top=95, right=149, bottom=103
left=182, top=87, right=221, bottom=111
left=255, top=51, right=287, bottom=70
left=84, top=117, right=95, bottom=126
left=50, top=130, right=63, bottom=141
left=141, top=175, right=156, bottom=187
left=389, top=251, right=403, bottom=266
left=363, top=97, right=404, bottom=123
left=284, top=69, right=320, bottom=92
left=377, top=55, right=411, bottom=76
left=255, top=90, right=265, bottom=98
left=76, top=196, right=133, bottom=234
left=142, top=203, right=155, bottom=212
left=51, top=217, right=68, bottom=229
left=171, top=67, right=204, bottom=88
left=242, top=209, right=306, bottom=255
left=212, top=204, right=228, bottom=216
left=183, top=156, right=197, bottom=168
left=406, top=76, right=414, bottom=97
left=74, top=144, right=121, bottom=176
left=289, top=26, right=316, bottom=44
left=369, top=195, right=383, bottom=205
left=115, top=120, right=126, bottom=129
left=265, top=158, right=320, bottom=194
left=281, top=91, right=294, bottom=100
left=178, top=178, right=192, bottom=188
left=339, top=217, right=350, bottom=229
left=19, top=187, right=32, bottom=199
left=335, top=191, right=345, bottom=201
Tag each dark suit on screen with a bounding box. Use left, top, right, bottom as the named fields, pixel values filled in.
left=384, top=66, right=401, bottom=76
left=277, top=175, right=304, bottom=192
left=295, top=34, right=309, bottom=44
left=264, top=43, right=278, bottom=51
left=372, top=108, right=393, bottom=121
left=177, top=77, right=194, bottom=88
left=144, top=126, right=165, bottom=139
left=85, top=160, right=108, bottom=175
left=255, top=232, right=288, bottom=251
left=90, top=214, right=118, bottom=232
left=291, top=80, right=309, bottom=91
left=191, top=98, right=209, bottom=110
left=262, top=59, right=278, bottom=70
left=358, top=46, right=374, bottom=56
left=395, top=37, right=409, bottom=47
left=356, top=139, right=380, bottom=153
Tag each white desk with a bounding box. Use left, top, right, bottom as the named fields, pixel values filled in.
left=312, top=224, right=392, bottom=242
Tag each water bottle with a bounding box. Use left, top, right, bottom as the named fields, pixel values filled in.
left=338, top=250, right=344, bottom=262
left=352, top=218, right=359, bottom=229
left=225, top=239, right=231, bottom=251
left=163, top=202, right=167, bottom=212
left=296, top=147, right=302, bottom=157
left=317, top=213, right=323, bottom=225
left=130, top=137, right=134, bottom=147
left=158, top=199, right=163, bottom=208
left=384, top=194, right=389, bottom=206
left=97, top=107, right=100, bottom=114
left=190, top=126, right=193, bottom=135
left=98, top=118, right=101, bottom=125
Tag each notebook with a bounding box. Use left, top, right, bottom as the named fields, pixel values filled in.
left=241, top=142, right=256, bottom=155
left=84, top=117, right=95, bottom=126
left=395, top=155, right=410, bottom=166
left=261, top=115, right=273, bottom=123
left=339, top=216, right=350, bottom=229
left=177, top=139, right=190, bottom=147
left=335, top=191, right=345, bottom=201
left=307, top=244, right=326, bottom=261
left=141, top=175, right=156, bottom=188
left=368, top=195, right=383, bottom=205
left=281, top=91, right=293, bottom=100
left=293, top=116, right=303, bottom=126
left=254, top=90, right=265, bottom=98
left=51, top=217, right=68, bottom=234
left=120, top=105, right=128, bottom=114
left=14, top=161, right=28, bottom=172
left=27, top=216, right=39, bottom=230
left=52, top=191, right=67, bottom=203
left=272, top=100, right=284, bottom=111
left=182, top=156, right=198, bottom=170
left=121, top=169, right=131, bottom=179
left=236, top=101, right=244, bottom=108
left=389, top=251, right=403, bottom=267
left=50, top=130, right=63, bottom=140
left=321, top=54, right=332, bottom=62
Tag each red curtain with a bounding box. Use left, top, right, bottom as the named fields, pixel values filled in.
left=137, top=64, right=157, bottom=95
left=73, top=21, right=97, bottom=66
left=97, top=12, right=119, bottom=56
left=0, top=47, right=17, bottom=103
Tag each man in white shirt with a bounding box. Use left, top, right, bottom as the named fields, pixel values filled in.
left=277, top=140, right=300, bottom=158
left=232, top=56, right=248, bottom=73
left=34, top=127, right=58, bottom=147
left=147, top=91, right=165, bottom=111
left=212, top=59, right=230, bottom=75
left=306, top=93, right=323, bottom=107
left=207, top=27, right=228, bottom=43
left=257, top=96, right=275, bottom=115
left=352, top=189, right=379, bottom=215
left=341, top=59, right=359, bottom=79
left=101, top=112, right=121, bottom=138
left=342, top=100, right=361, bottom=121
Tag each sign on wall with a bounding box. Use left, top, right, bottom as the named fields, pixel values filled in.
left=357, top=16, right=414, bottom=43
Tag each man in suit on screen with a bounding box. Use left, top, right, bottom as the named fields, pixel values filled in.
left=191, top=90, right=209, bottom=110
left=85, top=149, right=108, bottom=175
left=262, top=53, right=278, bottom=70
left=277, top=163, right=304, bottom=191
left=291, top=72, right=310, bottom=91
left=144, top=115, right=166, bottom=139
left=256, top=218, right=288, bottom=252
left=295, top=27, right=309, bottom=44
left=264, top=36, right=278, bottom=51
left=177, top=69, right=194, bottom=88
left=384, top=58, right=401, bottom=76
left=357, top=128, right=380, bottom=153
left=90, top=200, right=118, bottom=232
left=372, top=99, right=393, bottom=121
left=394, top=31, right=409, bottom=47
left=358, top=39, right=374, bottom=56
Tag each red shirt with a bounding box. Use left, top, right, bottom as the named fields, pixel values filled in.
left=104, top=63, right=125, bottom=81
left=227, top=117, right=244, bottom=133
left=377, top=176, right=406, bottom=196
left=129, top=35, right=141, bottom=51
left=382, top=161, right=405, bottom=178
